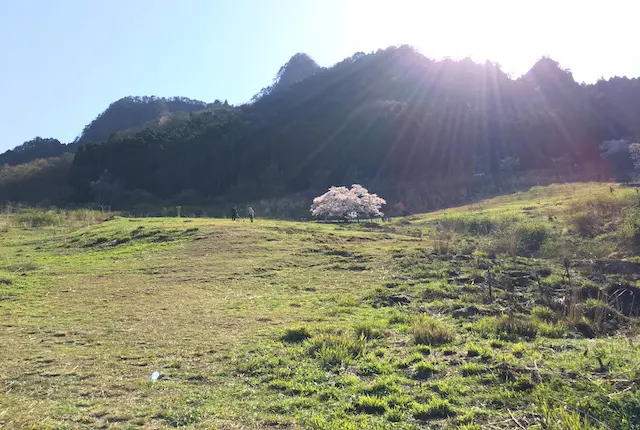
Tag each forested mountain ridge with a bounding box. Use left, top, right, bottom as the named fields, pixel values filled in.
left=3, top=46, right=640, bottom=212
left=0, top=137, right=68, bottom=166
left=0, top=96, right=211, bottom=167
left=77, top=96, right=210, bottom=144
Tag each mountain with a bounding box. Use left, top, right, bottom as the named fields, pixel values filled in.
left=4, top=46, right=640, bottom=212
left=77, top=96, right=209, bottom=144
left=0, top=137, right=69, bottom=166
left=0, top=96, right=211, bottom=168
left=252, top=53, right=322, bottom=101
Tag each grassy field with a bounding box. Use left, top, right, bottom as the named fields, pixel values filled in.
left=0, top=183, right=639, bottom=429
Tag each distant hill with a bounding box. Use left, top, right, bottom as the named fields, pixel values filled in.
left=0, top=137, right=69, bottom=166
left=0, top=96, right=212, bottom=167
left=77, top=96, right=209, bottom=144
left=4, top=46, right=640, bottom=211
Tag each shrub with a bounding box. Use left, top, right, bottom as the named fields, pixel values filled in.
left=514, top=222, right=548, bottom=255
left=583, top=298, right=623, bottom=334
left=353, top=395, right=388, bottom=414
left=413, top=316, right=454, bottom=345
left=16, top=211, right=60, bottom=227
left=412, top=398, right=456, bottom=419
left=282, top=326, right=312, bottom=343
left=532, top=305, right=555, bottom=322
left=537, top=321, right=567, bottom=338
left=439, top=213, right=500, bottom=235
left=569, top=193, right=627, bottom=238
left=571, top=212, right=601, bottom=237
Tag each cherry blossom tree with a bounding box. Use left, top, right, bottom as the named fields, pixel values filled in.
left=311, top=184, right=386, bottom=221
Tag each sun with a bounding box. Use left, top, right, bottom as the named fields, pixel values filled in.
left=349, top=0, right=547, bottom=78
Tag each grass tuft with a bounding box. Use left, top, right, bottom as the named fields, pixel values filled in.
left=353, top=395, right=388, bottom=415
left=412, top=316, right=454, bottom=345
left=282, top=326, right=312, bottom=343
left=412, top=398, right=456, bottom=420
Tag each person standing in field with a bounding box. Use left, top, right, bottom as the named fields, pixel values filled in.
left=248, top=206, right=255, bottom=222
left=231, top=206, right=238, bottom=221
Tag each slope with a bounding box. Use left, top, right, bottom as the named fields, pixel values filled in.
left=0, top=182, right=638, bottom=428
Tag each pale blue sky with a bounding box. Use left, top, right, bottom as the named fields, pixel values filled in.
left=1, top=0, right=638, bottom=151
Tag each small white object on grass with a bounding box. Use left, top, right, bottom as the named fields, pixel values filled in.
left=150, top=371, right=160, bottom=381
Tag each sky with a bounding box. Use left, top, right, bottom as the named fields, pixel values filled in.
left=1, top=0, right=638, bottom=151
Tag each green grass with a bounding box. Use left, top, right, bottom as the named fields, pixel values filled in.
left=1, top=182, right=639, bottom=428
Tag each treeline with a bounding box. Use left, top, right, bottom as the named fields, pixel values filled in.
left=0, top=154, right=74, bottom=205
left=3, top=46, right=640, bottom=212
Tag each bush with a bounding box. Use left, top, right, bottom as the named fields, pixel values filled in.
left=514, top=222, right=548, bottom=255
left=413, top=316, right=454, bottom=345
left=532, top=305, right=555, bottom=322
left=282, top=326, right=312, bottom=343
left=440, top=213, right=497, bottom=235
left=537, top=321, right=567, bottom=338
left=582, top=299, right=623, bottom=334
left=16, top=211, right=60, bottom=227
left=571, top=212, right=601, bottom=237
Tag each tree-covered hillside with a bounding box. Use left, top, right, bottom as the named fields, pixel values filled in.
left=77, top=96, right=209, bottom=144
left=0, top=137, right=68, bottom=167
left=3, top=46, right=640, bottom=210
left=0, top=96, right=211, bottom=168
